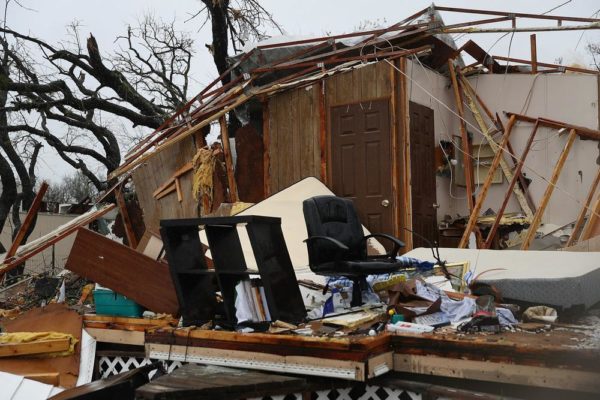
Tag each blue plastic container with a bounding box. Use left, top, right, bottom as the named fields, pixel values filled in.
left=93, top=288, right=143, bottom=317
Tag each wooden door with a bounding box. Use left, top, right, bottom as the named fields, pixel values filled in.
left=409, top=101, right=438, bottom=248
left=330, top=99, right=394, bottom=237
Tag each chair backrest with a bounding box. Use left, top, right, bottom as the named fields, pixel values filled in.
left=302, top=195, right=366, bottom=266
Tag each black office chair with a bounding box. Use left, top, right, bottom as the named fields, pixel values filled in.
left=302, top=195, right=406, bottom=307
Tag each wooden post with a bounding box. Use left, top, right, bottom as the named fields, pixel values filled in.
left=262, top=101, right=271, bottom=197
left=318, top=80, right=328, bottom=184
left=484, top=122, right=540, bottom=248
left=115, top=183, right=138, bottom=249
left=521, top=129, right=577, bottom=250
left=399, top=57, right=413, bottom=250
left=460, top=75, right=533, bottom=219
left=580, top=196, right=600, bottom=241
left=530, top=34, right=538, bottom=74
left=448, top=60, right=475, bottom=212
left=566, top=167, right=600, bottom=246
left=390, top=60, right=400, bottom=240
left=5, top=181, right=49, bottom=259
left=219, top=116, right=239, bottom=202
left=459, top=116, right=516, bottom=248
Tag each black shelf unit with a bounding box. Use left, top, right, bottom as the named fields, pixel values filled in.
left=160, top=215, right=306, bottom=326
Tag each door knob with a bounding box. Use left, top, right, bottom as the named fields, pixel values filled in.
left=433, top=203, right=440, bottom=209
left=381, top=199, right=390, bottom=207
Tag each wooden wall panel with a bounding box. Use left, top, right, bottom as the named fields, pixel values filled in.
left=132, top=135, right=199, bottom=233
left=266, top=62, right=393, bottom=194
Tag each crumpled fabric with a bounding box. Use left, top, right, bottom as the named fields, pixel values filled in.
left=497, top=307, right=518, bottom=326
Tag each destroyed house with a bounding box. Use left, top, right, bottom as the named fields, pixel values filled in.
left=115, top=6, right=600, bottom=254
left=3, top=5, right=600, bottom=400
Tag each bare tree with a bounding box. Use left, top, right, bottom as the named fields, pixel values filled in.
left=192, top=0, right=282, bottom=83
left=44, top=170, right=96, bottom=204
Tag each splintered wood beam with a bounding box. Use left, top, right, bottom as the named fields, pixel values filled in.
left=521, top=129, right=577, bottom=250
left=530, top=34, right=538, bottom=74
left=116, top=183, right=138, bottom=249
left=459, top=116, right=516, bottom=248
left=448, top=60, right=475, bottom=212
left=460, top=77, right=533, bottom=219
left=566, top=167, right=600, bottom=247
left=484, top=122, right=540, bottom=249
left=580, top=196, right=600, bottom=241
left=506, top=112, right=600, bottom=141
left=5, top=181, right=49, bottom=260
left=219, top=116, right=239, bottom=202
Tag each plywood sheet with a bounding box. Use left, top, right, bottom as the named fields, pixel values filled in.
left=0, top=304, right=82, bottom=388
left=65, top=228, right=179, bottom=315
left=132, top=135, right=199, bottom=233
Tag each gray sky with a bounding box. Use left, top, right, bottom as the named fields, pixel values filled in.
left=8, top=0, right=600, bottom=181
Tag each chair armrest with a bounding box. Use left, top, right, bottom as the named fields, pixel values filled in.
left=363, top=233, right=405, bottom=258
left=303, top=236, right=349, bottom=251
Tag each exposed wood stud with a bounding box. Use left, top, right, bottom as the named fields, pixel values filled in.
left=219, top=116, right=239, bottom=202
left=448, top=60, right=475, bottom=213
left=5, top=181, right=49, bottom=261
left=484, top=122, right=541, bottom=248
left=530, top=34, right=538, bottom=74
left=521, top=129, right=577, bottom=250
left=116, top=182, right=138, bottom=249
left=459, top=115, right=516, bottom=248
left=389, top=60, right=400, bottom=239
left=460, top=77, right=533, bottom=219
left=566, top=167, right=600, bottom=247
left=399, top=57, right=413, bottom=251
left=580, top=195, right=600, bottom=242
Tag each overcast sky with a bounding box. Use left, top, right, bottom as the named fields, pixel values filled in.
left=7, top=0, right=600, bottom=181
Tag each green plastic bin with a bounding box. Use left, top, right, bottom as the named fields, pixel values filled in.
left=93, top=288, right=143, bottom=317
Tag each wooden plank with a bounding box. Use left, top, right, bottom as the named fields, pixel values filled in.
left=0, top=204, right=116, bottom=275
left=151, top=161, right=193, bottom=197
left=174, top=178, right=183, bottom=202
left=115, top=184, right=138, bottom=249
left=0, top=339, right=71, bottom=358
left=530, top=34, right=538, bottom=74
left=580, top=195, right=600, bottom=241
left=65, top=228, right=179, bottom=314
left=460, top=76, right=533, bottom=219
left=147, top=343, right=367, bottom=381
left=484, top=122, right=540, bottom=248
left=153, top=182, right=176, bottom=200
left=566, top=167, right=600, bottom=246
left=5, top=181, right=49, bottom=259
left=85, top=328, right=145, bottom=346
left=459, top=115, right=516, bottom=248
left=399, top=57, right=413, bottom=251
left=393, top=353, right=600, bottom=394
left=448, top=60, right=475, bottom=212
left=521, top=129, right=577, bottom=250
left=389, top=62, right=400, bottom=240
left=219, top=116, right=238, bottom=202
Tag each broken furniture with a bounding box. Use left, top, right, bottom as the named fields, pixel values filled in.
left=303, top=195, right=405, bottom=307
left=160, top=215, right=307, bottom=326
